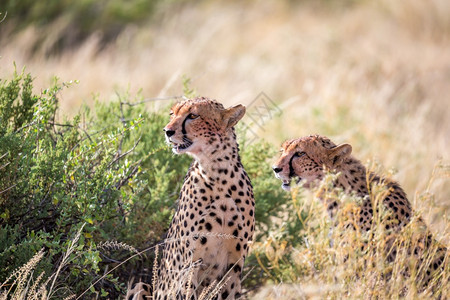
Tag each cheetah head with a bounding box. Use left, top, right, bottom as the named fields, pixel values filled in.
left=163, top=97, right=245, bottom=157
left=272, top=135, right=352, bottom=191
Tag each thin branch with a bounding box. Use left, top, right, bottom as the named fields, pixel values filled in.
left=48, top=121, right=93, bottom=143
left=107, top=136, right=142, bottom=168
left=0, top=12, right=7, bottom=24
left=69, top=126, right=109, bottom=153
left=114, top=160, right=142, bottom=190
left=76, top=243, right=160, bottom=300
left=99, top=252, right=122, bottom=264
left=0, top=152, right=8, bottom=160
left=14, top=121, right=37, bottom=133
left=0, top=184, right=17, bottom=195
left=116, top=91, right=127, bottom=156
left=0, top=162, right=10, bottom=171
left=47, top=122, right=75, bottom=128
left=116, top=92, right=127, bottom=126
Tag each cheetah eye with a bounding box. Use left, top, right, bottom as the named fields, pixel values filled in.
left=294, top=151, right=306, bottom=158
left=187, top=113, right=199, bottom=120
left=169, top=111, right=174, bottom=116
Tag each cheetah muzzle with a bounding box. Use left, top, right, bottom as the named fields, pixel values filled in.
left=273, top=158, right=305, bottom=192
left=170, top=137, right=193, bottom=153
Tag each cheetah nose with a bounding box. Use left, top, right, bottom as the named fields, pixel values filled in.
left=164, top=128, right=175, bottom=137
left=272, top=166, right=282, bottom=173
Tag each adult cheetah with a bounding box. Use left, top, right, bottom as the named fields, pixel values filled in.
left=272, top=135, right=447, bottom=288
left=127, top=97, right=255, bottom=300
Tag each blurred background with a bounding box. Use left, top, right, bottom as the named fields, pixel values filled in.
left=2, top=0, right=448, bottom=226
left=1, top=0, right=449, bottom=289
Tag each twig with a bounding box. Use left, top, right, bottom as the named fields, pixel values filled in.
left=114, top=160, right=141, bottom=190
left=98, top=252, right=122, bottom=264
left=0, top=184, right=17, bottom=195
left=75, top=244, right=160, bottom=300
left=48, top=224, right=86, bottom=298
left=0, top=162, right=10, bottom=171
left=107, top=137, right=142, bottom=168
left=14, top=121, right=37, bottom=133
left=0, top=12, right=7, bottom=24
left=48, top=121, right=93, bottom=143
left=116, top=92, right=127, bottom=155
left=68, top=125, right=109, bottom=153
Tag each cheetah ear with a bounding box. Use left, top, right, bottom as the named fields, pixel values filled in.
left=222, top=105, right=246, bottom=129
left=327, top=144, right=352, bottom=167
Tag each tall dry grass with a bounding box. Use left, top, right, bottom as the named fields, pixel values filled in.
left=0, top=225, right=87, bottom=300
left=251, top=171, right=449, bottom=299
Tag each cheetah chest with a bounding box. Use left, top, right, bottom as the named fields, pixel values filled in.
left=163, top=163, right=254, bottom=286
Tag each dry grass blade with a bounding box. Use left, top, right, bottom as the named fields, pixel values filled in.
left=0, top=248, right=45, bottom=299
left=200, top=259, right=241, bottom=300
left=198, top=280, right=216, bottom=300
left=205, top=276, right=231, bottom=300
left=97, top=240, right=139, bottom=254
left=48, top=223, right=86, bottom=298
left=28, top=271, right=45, bottom=300
left=152, top=245, right=159, bottom=300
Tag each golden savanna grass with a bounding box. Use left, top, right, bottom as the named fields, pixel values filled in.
left=1, top=0, right=449, bottom=298
left=252, top=170, right=449, bottom=299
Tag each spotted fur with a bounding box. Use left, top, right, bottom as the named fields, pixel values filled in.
left=126, top=97, right=255, bottom=300
left=273, top=135, right=447, bottom=288
left=125, top=282, right=151, bottom=300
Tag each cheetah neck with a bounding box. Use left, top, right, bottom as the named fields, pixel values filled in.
left=172, top=130, right=255, bottom=244
left=332, top=158, right=369, bottom=197
left=327, top=157, right=413, bottom=231
left=319, top=158, right=370, bottom=219
left=192, top=133, right=242, bottom=176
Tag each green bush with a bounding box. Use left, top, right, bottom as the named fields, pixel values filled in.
left=0, top=70, right=296, bottom=297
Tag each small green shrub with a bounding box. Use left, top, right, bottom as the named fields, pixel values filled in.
left=0, top=71, right=149, bottom=298
left=0, top=70, right=296, bottom=297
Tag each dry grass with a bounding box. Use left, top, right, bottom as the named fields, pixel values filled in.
left=251, top=172, right=449, bottom=299
left=1, top=0, right=449, bottom=298
left=0, top=224, right=86, bottom=300
left=124, top=233, right=241, bottom=300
